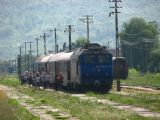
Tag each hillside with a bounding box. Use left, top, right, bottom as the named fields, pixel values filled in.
left=0, top=0, right=159, bottom=60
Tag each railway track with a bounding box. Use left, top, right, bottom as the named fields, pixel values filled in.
left=113, top=84, right=160, bottom=92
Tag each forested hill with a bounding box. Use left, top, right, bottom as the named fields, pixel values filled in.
left=0, top=0, right=159, bottom=60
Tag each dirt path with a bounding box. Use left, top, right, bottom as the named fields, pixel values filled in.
left=0, top=89, right=7, bottom=99
left=0, top=85, right=78, bottom=120
left=54, top=90, right=160, bottom=118
left=120, top=85, right=160, bottom=93
left=42, top=88, right=160, bottom=118
left=70, top=93, right=160, bottom=118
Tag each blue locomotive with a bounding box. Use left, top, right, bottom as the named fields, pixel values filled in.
left=70, top=43, right=113, bottom=91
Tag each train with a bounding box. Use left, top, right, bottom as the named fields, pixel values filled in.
left=112, top=57, right=128, bottom=79
left=34, top=43, right=113, bottom=91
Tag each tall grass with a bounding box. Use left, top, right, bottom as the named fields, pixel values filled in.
left=19, top=87, right=156, bottom=120
left=0, top=99, right=39, bottom=120
left=87, top=90, right=160, bottom=112
left=1, top=74, right=159, bottom=120
left=0, top=74, right=20, bottom=87
left=121, top=69, right=160, bottom=88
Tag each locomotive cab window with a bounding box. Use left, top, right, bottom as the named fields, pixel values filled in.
left=98, top=55, right=110, bottom=64
left=83, top=55, right=96, bottom=64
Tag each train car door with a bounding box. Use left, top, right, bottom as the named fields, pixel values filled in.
left=67, top=62, right=71, bottom=81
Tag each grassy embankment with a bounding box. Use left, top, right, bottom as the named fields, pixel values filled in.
left=120, top=69, right=160, bottom=88
left=85, top=69, right=160, bottom=113
left=0, top=89, right=39, bottom=120
left=0, top=74, right=159, bottom=120
left=86, top=90, right=160, bottom=112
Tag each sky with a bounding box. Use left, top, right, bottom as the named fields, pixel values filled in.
left=0, top=0, right=159, bottom=60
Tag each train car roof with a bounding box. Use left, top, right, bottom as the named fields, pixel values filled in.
left=40, top=54, right=54, bottom=63
left=35, top=56, right=45, bottom=63
left=49, top=51, right=74, bottom=62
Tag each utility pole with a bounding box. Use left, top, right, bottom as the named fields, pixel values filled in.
left=56, top=44, right=59, bottom=53
left=107, top=42, right=110, bottom=49
left=21, top=45, right=24, bottom=72
left=18, top=46, right=22, bottom=79
left=21, top=45, right=24, bottom=56
left=64, top=25, right=75, bottom=51
left=143, top=39, right=150, bottom=74
left=28, top=42, right=33, bottom=56
left=28, top=41, right=34, bottom=71
left=79, top=15, right=93, bottom=43
left=40, top=33, right=49, bottom=55
left=27, top=54, right=29, bottom=71
left=19, top=46, right=22, bottom=57
left=109, top=0, right=122, bottom=92
left=25, top=42, right=34, bottom=71
left=17, top=54, right=21, bottom=81
left=24, top=42, right=27, bottom=71
left=50, top=28, right=58, bottom=53
left=35, top=38, right=40, bottom=57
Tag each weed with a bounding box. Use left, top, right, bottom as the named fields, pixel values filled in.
left=20, top=87, right=155, bottom=120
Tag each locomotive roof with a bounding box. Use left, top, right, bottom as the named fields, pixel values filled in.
left=112, top=57, right=126, bottom=60
left=72, top=46, right=111, bottom=57
left=49, top=51, right=74, bottom=62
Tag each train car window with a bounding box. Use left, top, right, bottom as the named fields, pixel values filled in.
left=98, top=55, right=110, bottom=64
left=51, top=63, right=55, bottom=72
left=83, top=55, right=96, bottom=64
left=59, top=62, right=67, bottom=71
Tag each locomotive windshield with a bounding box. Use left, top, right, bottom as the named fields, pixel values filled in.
left=98, top=55, right=110, bottom=64
left=82, top=54, right=111, bottom=64
left=83, top=55, right=96, bottom=64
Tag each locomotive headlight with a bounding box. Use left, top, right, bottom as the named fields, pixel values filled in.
left=94, top=80, right=100, bottom=86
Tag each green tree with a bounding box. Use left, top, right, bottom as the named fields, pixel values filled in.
left=75, top=37, right=89, bottom=47
left=120, top=17, right=159, bottom=72
left=148, top=47, right=160, bottom=72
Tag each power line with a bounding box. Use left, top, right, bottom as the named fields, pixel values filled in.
left=121, top=37, right=155, bottom=46
left=121, top=40, right=140, bottom=46
left=121, top=43, right=154, bottom=51
left=121, top=31, right=141, bottom=36
left=122, top=0, right=135, bottom=14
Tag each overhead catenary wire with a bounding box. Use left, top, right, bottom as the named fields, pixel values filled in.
left=121, top=43, right=154, bottom=51
left=122, top=0, right=135, bottom=14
